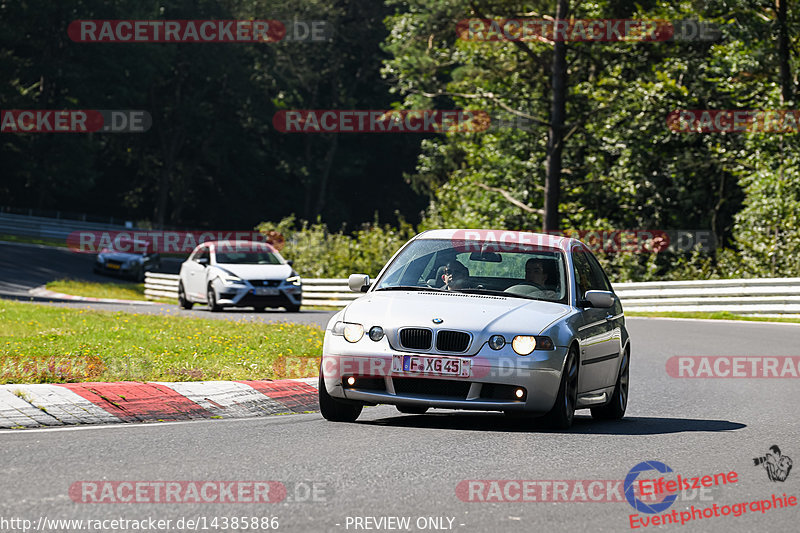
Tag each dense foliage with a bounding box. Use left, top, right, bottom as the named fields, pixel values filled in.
left=1, top=1, right=798, bottom=279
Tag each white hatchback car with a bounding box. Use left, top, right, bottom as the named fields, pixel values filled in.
left=178, top=240, right=302, bottom=312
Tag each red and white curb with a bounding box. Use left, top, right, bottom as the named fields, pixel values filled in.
left=0, top=378, right=318, bottom=428
left=28, top=285, right=161, bottom=305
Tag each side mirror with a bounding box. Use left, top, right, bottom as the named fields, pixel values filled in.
left=583, top=290, right=615, bottom=308
left=348, top=274, right=370, bottom=293
left=286, top=260, right=294, bottom=266
left=196, top=257, right=209, bottom=266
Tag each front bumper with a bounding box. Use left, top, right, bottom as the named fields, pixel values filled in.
left=94, top=261, right=139, bottom=278
left=321, top=334, right=569, bottom=414
left=211, top=278, right=302, bottom=309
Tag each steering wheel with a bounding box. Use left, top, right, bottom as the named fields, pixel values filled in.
left=517, top=281, right=545, bottom=290
left=504, top=283, right=545, bottom=296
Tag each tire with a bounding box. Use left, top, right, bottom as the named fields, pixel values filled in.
left=285, top=304, right=301, bottom=313
left=396, top=405, right=428, bottom=415
left=178, top=282, right=193, bottom=310
left=206, top=284, right=222, bottom=312
left=591, top=348, right=629, bottom=420
left=540, top=345, right=579, bottom=429
left=318, top=372, right=362, bottom=422
left=253, top=306, right=266, bottom=312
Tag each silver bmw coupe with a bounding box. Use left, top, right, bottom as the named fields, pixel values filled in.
left=319, top=229, right=630, bottom=429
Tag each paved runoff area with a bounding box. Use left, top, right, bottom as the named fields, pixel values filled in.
left=0, top=378, right=318, bottom=428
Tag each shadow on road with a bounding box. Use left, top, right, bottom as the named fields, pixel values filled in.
left=361, top=412, right=746, bottom=435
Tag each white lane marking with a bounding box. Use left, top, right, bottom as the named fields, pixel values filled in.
left=0, top=410, right=324, bottom=434
left=626, top=316, right=800, bottom=327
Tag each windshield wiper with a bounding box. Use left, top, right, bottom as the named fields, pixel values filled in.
left=375, top=285, right=433, bottom=291
left=454, top=288, right=537, bottom=300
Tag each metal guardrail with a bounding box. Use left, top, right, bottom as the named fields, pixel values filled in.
left=613, top=277, right=800, bottom=315
left=144, top=274, right=362, bottom=307
left=0, top=211, right=135, bottom=241
left=145, top=274, right=800, bottom=315
left=143, top=273, right=181, bottom=300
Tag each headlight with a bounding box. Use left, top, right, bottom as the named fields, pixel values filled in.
left=332, top=321, right=364, bottom=343
left=285, top=274, right=301, bottom=286
left=222, top=275, right=245, bottom=285
left=512, top=335, right=537, bottom=356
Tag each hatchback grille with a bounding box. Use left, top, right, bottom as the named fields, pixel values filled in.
left=248, top=279, right=281, bottom=287
left=392, top=378, right=471, bottom=399
left=436, top=330, right=470, bottom=352
left=399, top=328, right=432, bottom=350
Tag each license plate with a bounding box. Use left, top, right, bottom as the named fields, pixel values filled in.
left=392, top=355, right=471, bottom=377
left=255, top=287, right=279, bottom=296
left=106, top=263, right=120, bottom=270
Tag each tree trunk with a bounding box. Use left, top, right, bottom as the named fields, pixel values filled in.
left=544, top=0, right=569, bottom=232
left=777, top=0, right=792, bottom=104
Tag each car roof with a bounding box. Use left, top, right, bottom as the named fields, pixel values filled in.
left=415, top=229, right=573, bottom=251
left=199, top=240, right=278, bottom=252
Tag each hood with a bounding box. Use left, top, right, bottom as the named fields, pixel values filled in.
left=98, top=252, right=143, bottom=262
left=343, top=290, right=571, bottom=337
left=214, top=263, right=293, bottom=280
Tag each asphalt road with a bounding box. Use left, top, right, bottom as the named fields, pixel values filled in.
left=2, top=317, right=799, bottom=532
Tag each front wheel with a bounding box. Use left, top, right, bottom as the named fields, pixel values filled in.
left=318, top=372, right=362, bottom=422
left=285, top=304, right=301, bottom=313
left=178, top=282, right=193, bottom=310
left=206, top=284, right=222, bottom=312
left=540, top=346, right=578, bottom=429
left=591, top=348, right=629, bottom=420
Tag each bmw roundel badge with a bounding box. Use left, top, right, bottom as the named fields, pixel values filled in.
left=432, top=318, right=443, bottom=324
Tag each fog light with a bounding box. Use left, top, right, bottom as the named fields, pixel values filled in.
left=346, top=376, right=356, bottom=386
left=369, top=326, right=384, bottom=342
left=488, top=335, right=506, bottom=350
left=515, top=388, right=525, bottom=399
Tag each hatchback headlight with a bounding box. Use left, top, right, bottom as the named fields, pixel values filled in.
left=285, top=274, right=301, bottom=286
left=222, top=275, right=245, bottom=285
left=332, top=321, right=364, bottom=343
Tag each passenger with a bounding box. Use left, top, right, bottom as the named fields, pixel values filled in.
left=442, top=261, right=471, bottom=291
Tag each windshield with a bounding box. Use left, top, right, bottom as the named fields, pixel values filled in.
left=214, top=250, right=283, bottom=265
left=375, top=238, right=568, bottom=303
left=101, top=240, right=150, bottom=255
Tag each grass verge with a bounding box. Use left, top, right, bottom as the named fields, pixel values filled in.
left=627, top=311, right=800, bottom=324
left=46, top=279, right=173, bottom=304
left=0, top=234, right=67, bottom=248
left=0, top=300, right=323, bottom=384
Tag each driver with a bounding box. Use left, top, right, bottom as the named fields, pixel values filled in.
left=518, top=258, right=559, bottom=298
left=525, top=258, right=548, bottom=287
